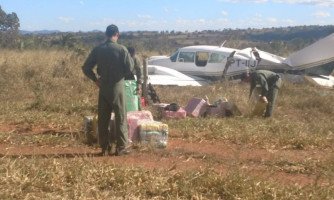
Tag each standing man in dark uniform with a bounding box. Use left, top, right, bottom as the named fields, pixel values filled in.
left=82, top=24, right=133, bottom=156
left=249, top=70, right=282, bottom=117
left=125, top=47, right=142, bottom=84
left=125, top=47, right=143, bottom=103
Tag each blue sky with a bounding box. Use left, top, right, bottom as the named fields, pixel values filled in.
left=0, top=0, right=334, bottom=32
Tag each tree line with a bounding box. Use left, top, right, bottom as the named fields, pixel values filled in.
left=1, top=6, right=334, bottom=56
left=0, top=6, right=20, bottom=48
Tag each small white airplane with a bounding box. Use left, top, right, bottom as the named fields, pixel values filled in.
left=148, top=33, right=334, bottom=87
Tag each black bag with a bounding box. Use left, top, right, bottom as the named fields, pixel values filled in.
left=164, top=103, right=180, bottom=112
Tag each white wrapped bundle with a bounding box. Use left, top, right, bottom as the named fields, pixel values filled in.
left=139, top=121, right=168, bottom=148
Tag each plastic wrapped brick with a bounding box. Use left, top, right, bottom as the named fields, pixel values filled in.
left=139, top=121, right=168, bottom=148
left=127, top=110, right=154, bottom=143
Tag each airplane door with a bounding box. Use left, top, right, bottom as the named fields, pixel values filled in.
left=174, top=51, right=199, bottom=75
left=173, top=51, right=228, bottom=77
left=194, top=51, right=210, bottom=76
left=207, top=52, right=227, bottom=77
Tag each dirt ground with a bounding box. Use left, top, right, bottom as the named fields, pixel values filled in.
left=0, top=123, right=332, bottom=187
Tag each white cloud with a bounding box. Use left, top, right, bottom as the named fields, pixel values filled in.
left=255, top=13, right=262, bottom=18
left=85, top=15, right=302, bottom=32
left=217, top=0, right=238, bottom=3
left=89, top=18, right=115, bottom=28
left=163, top=7, right=179, bottom=13
left=267, top=17, right=278, bottom=23
left=233, top=15, right=298, bottom=29
left=221, top=10, right=228, bottom=16
left=58, top=17, right=74, bottom=24
left=137, top=14, right=152, bottom=19
left=218, top=0, right=334, bottom=6
left=218, top=0, right=267, bottom=3
left=198, top=19, right=206, bottom=24
left=283, top=19, right=296, bottom=25
left=312, top=10, right=331, bottom=18
left=273, top=0, right=334, bottom=6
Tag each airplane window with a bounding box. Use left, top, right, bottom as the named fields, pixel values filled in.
left=195, top=52, right=209, bottom=67
left=178, top=52, right=195, bottom=62
left=209, top=53, right=225, bottom=63
left=170, top=51, right=179, bottom=62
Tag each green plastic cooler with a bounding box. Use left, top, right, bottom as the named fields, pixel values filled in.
left=124, top=80, right=140, bottom=112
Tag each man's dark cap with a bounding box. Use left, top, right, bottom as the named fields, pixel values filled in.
left=106, top=24, right=119, bottom=37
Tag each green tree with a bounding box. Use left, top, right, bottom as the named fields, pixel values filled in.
left=0, top=6, right=20, bottom=48
left=60, top=33, right=77, bottom=48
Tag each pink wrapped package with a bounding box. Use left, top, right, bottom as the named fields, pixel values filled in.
left=127, top=110, right=153, bottom=143
left=185, top=98, right=208, bottom=117
left=162, top=108, right=187, bottom=119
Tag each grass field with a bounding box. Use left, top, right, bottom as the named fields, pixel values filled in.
left=0, top=50, right=333, bottom=199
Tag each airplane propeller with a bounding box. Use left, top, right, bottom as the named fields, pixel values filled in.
left=222, top=50, right=236, bottom=80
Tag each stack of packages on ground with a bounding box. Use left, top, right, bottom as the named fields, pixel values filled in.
left=84, top=80, right=168, bottom=148
left=127, top=110, right=168, bottom=148
left=154, top=97, right=241, bottom=120
left=84, top=110, right=168, bottom=148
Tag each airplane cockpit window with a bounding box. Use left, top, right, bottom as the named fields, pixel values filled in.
left=178, top=52, right=195, bottom=62
left=170, top=51, right=179, bottom=62
left=195, top=52, right=209, bottom=67
left=209, top=52, right=225, bottom=63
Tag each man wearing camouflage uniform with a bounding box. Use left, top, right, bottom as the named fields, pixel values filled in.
left=249, top=70, right=282, bottom=117
left=82, top=24, right=133, bottom=156
left=125, top=47, right=143, bottom=104
left=125, top=47, right=142, bottom=84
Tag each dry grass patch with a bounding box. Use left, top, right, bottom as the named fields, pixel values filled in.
left=0, top=158, right=333, bottom=199
left=0, top=49, right=334, bottom=199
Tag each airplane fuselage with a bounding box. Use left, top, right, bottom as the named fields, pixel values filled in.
left=148, top=35, right=334, bottom=80
left=148, top=45, right=282, bottom=79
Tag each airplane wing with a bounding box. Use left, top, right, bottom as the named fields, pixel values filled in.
left=147, top=65, right=210, bottom=86
left=304, top=75, right=334, bottom=88
left=284, top=33, right=334, bottom=75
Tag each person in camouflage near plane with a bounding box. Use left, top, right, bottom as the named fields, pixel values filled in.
left=249, top=70, right=282, bottom=117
